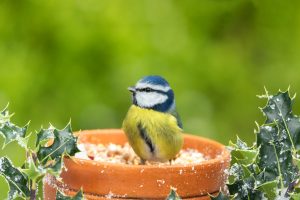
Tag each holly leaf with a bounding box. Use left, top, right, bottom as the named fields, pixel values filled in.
left=257, top=91, right=300, bottom=187
left=42, top=156, right=64, bottom=177
left=0, top=105, right=11, bottom=124
left=256, top=180, right=278, bottom=200
left=292, top=193, right=300, bottom=200
left=209, top=192, right=231, bottom=200
left=229, top=138, right=259, bottom=166
left=36, top=123, right=79, bottom=176
left=260, top=90, right=300, bottom=152
left=0, top=106, right=81, bottom=199
left=56, top=189, right=84, bottom=200
left=166, top=189, right=181, bottom=200
left=293, top=155, right=300, bottom=169
left=0, top=107, right=30, bottom=149
left=20, top=153, right=45, bottom=183
left=227, top=173, right=264, bottom=200
left=262, top=91, right=292, bottom=123
left=35, top=126, right=54, bottom=147
left=0, top=157, right=30, bottom=199
left=218, top=89, right=300, bottom=200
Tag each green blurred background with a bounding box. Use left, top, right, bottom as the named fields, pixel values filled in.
left=1, top=0, right=300, bottom=198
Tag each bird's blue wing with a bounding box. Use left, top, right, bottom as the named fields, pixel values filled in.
left=169, top=110, right=183, bottom=129
left=137, top=123, right=155, bottom=153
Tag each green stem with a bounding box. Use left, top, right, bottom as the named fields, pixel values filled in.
left=30, top=180, right=37, bottom=200
left=27, top=151, right=38, bottom=200
left=271, top=143, right=284, bottom=189
left=273, top=100, right=296, bottom=153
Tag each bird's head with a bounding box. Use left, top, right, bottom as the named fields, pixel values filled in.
left=128, top=75, right=175, bottom=112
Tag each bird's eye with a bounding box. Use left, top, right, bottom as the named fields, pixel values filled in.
left=145, top=87, right=151, bottom=92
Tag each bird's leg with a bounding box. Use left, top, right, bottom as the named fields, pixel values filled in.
left=169, top=159, right=172, bottom=165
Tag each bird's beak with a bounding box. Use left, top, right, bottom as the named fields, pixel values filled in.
left=128, top=86, right=136, bottom=93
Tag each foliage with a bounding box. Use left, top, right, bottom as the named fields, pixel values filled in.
left=0, top=106, right=81, bottom=200
left=210, top=192, right=231, bottom=200
left=0, top=105, right=30, bottom=149
left=0, top=157, right=30, bottom=199
left=215, top=89, right=300, bottom=199
left=56, top=189, right=83, bottom=200
left=166, top=188, right=182, bottom=200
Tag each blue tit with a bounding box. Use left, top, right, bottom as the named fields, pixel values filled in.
left=122, top=75, right=183, bottom=163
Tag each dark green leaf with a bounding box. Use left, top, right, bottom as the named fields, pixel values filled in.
left=235, top=137, right=249, bottom=149
left=0, top=105, right=11, bottom=124
left=257, top=91, right=300, bottom=187
left=292, top=193, right=300, bottom=200
left=256, top=180, right=278, bottom=200
left=166, top=189, right=181, bottom=200
left=56, top=189, right=84, bottom=200
left=35, top=127, right=54, bottom=147
left=225, top=89, right=300, bottom=199
left=20, top=154, right=44, bottom=182
left=227, top=175, right=263, bottom=200
left=0, top=157, right=30, bottom=199
left=228, top=163, right=244, bottom=184
left=37, top=123, right=79, bottom=163
left=210, top=192, right=230, bottom=200
left=293, top=155, right=300, bottom=169
left=262, top=91, right=292, bottom=124
left=36, top=123, right=79, bottom=177
left=229, top=139, right=259, bottom=166
left=232, top=149, right=256, bottom=165
left=43, top=156, right=63, bottom=177
left=0, top=107, right=29, bottom=149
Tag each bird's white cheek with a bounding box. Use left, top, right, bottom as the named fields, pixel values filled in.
left=136, top=92, right=168, bottom=108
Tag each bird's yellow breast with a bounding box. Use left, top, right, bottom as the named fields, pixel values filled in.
left=122, top=105, right=183, bottom=162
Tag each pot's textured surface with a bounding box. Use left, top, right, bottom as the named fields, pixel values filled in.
left=43, top=129, right=230, bottom=199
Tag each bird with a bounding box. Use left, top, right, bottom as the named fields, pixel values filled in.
left=122, top=75, right=183, bottom=163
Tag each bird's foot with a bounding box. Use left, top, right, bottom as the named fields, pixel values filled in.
left=140, top=159, right=146, bottom=165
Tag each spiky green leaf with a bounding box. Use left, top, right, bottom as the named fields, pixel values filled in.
left=294, top=155, right=300, bottom=169
left=20, top=154, right=44, bottom=182
left=210, top=192, right=231, bottom=200
left=37, top=123, right=78, bottom=162
left=36, top=123, right=79, bottom=177
left=0, top=157, right=30, bottom=199
left=166, top=189, right=181, bottom=200
left=0, top=105, right=11, bottom=124
left=256, top=180, right=278, bottom=200
left=227, top=174, right=263, bottom=200
left=35, top=127, right=54, bottom=147
left=43, top=156, right=64, bottom=177
left=292, top=193, right=300, bottom=200
left=56, top=189, right=84, bottom=200
left=229, top=138, right=259, bottom=166
left=217, top=89, right=300, bottom=200
left=257, top=91, right=300, bottom=187
left=0, top=107, right=29, bottom=149
left=262, top=91, right=292, bottom=124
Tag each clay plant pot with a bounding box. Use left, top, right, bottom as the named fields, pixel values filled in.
left=43, top=129, right=230, bottom=200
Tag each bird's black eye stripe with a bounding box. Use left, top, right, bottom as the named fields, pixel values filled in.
left=135, top=87, right=168, bottom=94
left=136, top=87, right=153, bottom=92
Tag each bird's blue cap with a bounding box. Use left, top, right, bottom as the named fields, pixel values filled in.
left=138, top=75, right=170, bottom=86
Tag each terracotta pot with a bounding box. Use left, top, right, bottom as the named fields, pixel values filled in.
left=43, top=129, right=230, bottom=200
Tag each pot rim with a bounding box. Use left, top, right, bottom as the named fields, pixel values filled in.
left=72, top=129, right=230, bottom=170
